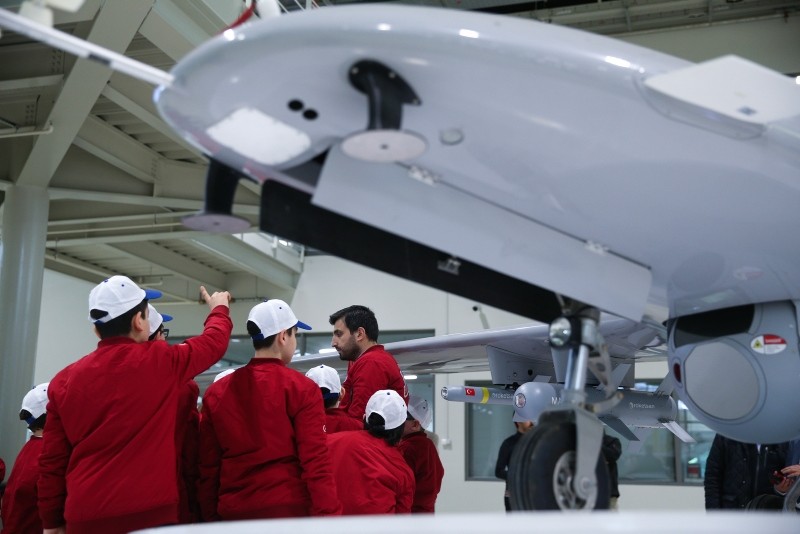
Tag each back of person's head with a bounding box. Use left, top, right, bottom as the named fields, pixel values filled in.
left=305, top=365, right=342, bottom=408
left=247, top=299, right=311, bottom=350
left=364, top=389, right=407, bottom=446
left=407, top=395, right=433, bottom=430
left=147, top=304, right=173, bottom=341
left=89, top=276, right=161, bottom=339
left=19, top=382, right=49, bottom=432
left=328, top=305, right=379, bottom=342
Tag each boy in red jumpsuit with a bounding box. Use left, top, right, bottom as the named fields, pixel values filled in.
left=399, top=395, right=445, bottom=513
left=1, top=383, right=49, bottom=534
left=327, top=390, right=415, bottom=514
left=198, top=299, right=342, bottom=520
left=148, top=305, right=200, bottom=523
left=328, top=305, right=408, bottom=422
left=38, top=277, right=232, bottom=534
left=305, top=364, right=362, bottom=433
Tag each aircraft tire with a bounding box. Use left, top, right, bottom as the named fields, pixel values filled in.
left=508, top=421, right=610, bottom=511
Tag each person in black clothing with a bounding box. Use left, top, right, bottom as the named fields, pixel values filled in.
left=494, top=418, right=534, bottom=511
left=602, top=433, right=622, bottom=510
left=704, top=433, right=787, bottom=509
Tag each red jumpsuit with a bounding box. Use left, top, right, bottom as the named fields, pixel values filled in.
left=176, top=380, right=200, bottom=523
left=340, top=345, right=408, bottom=421
left=1, top=436, right=43, bottom=534
left=37, top=306, right=232, bottom=534
left=327, top=430, right=415, bottom=515
left=198, top=358, right=342, bottom=520
left=398, top=431, right=445, bottom=513
left=325, top=407, right=364, bottom=433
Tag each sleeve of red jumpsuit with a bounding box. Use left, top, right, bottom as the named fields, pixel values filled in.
left=197, top=401, right=222, bottom=522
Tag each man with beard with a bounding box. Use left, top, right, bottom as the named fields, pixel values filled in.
left=329, top=305, right=408, bottom=423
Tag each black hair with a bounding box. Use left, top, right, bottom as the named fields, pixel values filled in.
left=92, top=299, right=149, bottom=339
left=148, top=324, right=163, bottom=341
left=320, top=387, right=340, bottom=409
left=247, top=320, right=296, bottom=350
left=328, top=305, right=379, bottom=342
left=19, top=409, right=46, bottom=432
left=365, top=412, right=404, bottom=446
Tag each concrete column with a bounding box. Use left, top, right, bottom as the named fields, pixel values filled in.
left=0, top=185, right=49, bottom=471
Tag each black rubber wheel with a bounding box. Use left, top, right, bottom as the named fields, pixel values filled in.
left=508, top=421, right=610, bottom=510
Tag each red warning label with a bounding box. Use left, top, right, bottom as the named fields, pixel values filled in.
left=751, top=334, right=787, bottom=354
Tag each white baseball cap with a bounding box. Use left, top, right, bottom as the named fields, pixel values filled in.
left=407, top=395, right=432, bottom=429
left=88, top=275, right=161, bottom=324
left=21, top=382, right=49, bottom=424
left=305, top=365, right=341, bottom=395
left=248, top=299, right=311, bottom=339
left=366, top=389, right=407, bottom=430
left=147, top=304, right=173, bottom=336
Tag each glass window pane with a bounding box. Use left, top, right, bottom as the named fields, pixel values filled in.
left=615, top=380, right=676, bottom=483
left=615, top=425, right=676, bottom=482
left=465, top=381, right=516, bottom=480
left=677, top=400, right=715, bottom=483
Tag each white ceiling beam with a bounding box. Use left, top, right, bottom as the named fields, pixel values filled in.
left=47, top=186, right=260, bottom=215
left=13, top=0, right=157, bottom=187
left=44, top=250, right=196, bottom=302
left=525, top=0, right=800, bottom=34
left=74, top=114, right=159, bottom=183
left=46, top=230, right=213, bottom=248
left=0, top=74, right=63, bottom=92
left=238, top=233, right=304, bottom=271
left=102, top=79, right=201, bottom=156
left=111, top=241, right=228, bottom=289
left=189, top=234, right=301, bottom=290
left=48, top=211, right=195, bottom=227
left=138, top=0, right=233, bottom=61
left=45, top=248, right=110, bottom=279
left=51, top=0, right=103, bottom=25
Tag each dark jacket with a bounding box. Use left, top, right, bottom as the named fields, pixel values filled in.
left=602, top=434, right=622, bottom=498
left=495, top=432, right=522, bottom=487
left=704, top=434, right=787, bottom=509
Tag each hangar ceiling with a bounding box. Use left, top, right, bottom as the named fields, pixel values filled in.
left=0, top=0, right=798, bottom=303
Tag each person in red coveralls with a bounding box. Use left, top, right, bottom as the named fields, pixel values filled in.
left=148, top=305, right=200, bottom=524
left=328, top=389, right=415, bottom=514
left=198, top=299, right=342, bottom=521
left=398, top=395, right=444, bottom=513
left=0, top=458, right=5, bottom=504
left=38, top=276, right=232, bottom=534
left=329, top=305, right=408, bottom=422
left=305, top=364, right=362, bottom=433
left=1, top=383, right=49, bottom=534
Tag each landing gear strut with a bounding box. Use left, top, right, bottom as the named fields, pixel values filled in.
left=508, top=300, right=619, bottom=510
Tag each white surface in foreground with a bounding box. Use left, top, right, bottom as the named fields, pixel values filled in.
left=135, top=511, right=799, bottom=534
